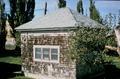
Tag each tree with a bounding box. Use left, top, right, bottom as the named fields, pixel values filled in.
left=77, top=0, right=84, bottom=15
left=44, top=2, right=47, bottom=15
left=102, top=13, right=117, bottom=28
left=0, top=0, right=6, bottom=52
left=89, top=0, right=101, bottom=23
left=118, top=9, right=120, bottom=24
left=58, top=0, right=66, bottom=8
left=8, top=0, right=35, bottom=30
left=6, top=0, right=35, bottom=49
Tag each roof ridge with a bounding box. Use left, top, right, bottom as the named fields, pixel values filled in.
left=68, top=8, right=77, bottom=24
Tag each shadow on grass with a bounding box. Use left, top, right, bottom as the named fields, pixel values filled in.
left=83, top=64, right=120, bottom=79
left=0, top=47, right=23, bottom=79
left=0, top=62, right=23, bottom=79
left=0, top=47, right=21, bottom=57
left=104, top=64, right=120, bottom=79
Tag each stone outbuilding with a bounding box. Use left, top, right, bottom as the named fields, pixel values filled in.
left=15, top=8, right=103, bottom=79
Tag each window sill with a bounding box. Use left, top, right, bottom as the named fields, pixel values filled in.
left=33, top=59, right=59, bottom=63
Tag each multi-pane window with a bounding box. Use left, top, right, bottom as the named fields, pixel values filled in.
left=33, top=45, right=60, bottom=63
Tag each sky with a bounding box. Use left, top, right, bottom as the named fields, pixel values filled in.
left=34, top=0, right=120, bottom=20
left=4, top=0, right=120, bottom=19
left=95, top=0, right=120, bottom=16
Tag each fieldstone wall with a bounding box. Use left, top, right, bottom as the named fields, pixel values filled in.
left=21, top=32, right=76, bottom=79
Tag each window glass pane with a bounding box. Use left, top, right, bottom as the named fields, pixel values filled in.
left=35, top=48, right=42, bottom=59
left=51, top=48, right=58, bottom=60
left=43, top=48, right=50, bottom=60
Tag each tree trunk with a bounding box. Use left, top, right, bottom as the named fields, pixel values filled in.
left=105, top=45, right=117, bottom=51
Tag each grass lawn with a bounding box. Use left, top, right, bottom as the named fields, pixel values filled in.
left=10, top=76, right=33, bottom=79
left=0, top=50, right=33, bottom=79
left=0, top=56, right=21, bottom=65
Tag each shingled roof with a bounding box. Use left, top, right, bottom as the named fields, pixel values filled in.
left=15, top=8, right=104, bottom=31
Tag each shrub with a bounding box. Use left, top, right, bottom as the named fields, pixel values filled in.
left=68, top=26, right=108, bottom=79
left=15, top=32, right=21, bottom=48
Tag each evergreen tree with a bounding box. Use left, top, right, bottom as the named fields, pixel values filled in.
left=77, top=0, right=84, bottom=15
left=58, top=0, right=66, bottom=8
left=8, top=0, right=35, bottom=29
left=89, top=0, right=101, bottom=23
left=0, top=0, right=6, bottom=52
left=44, top=2, right=47, bottom=15
left=118, top=10, right=120, bottom=24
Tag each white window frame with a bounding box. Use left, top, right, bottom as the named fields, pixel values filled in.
left=33, top=45, right=60, bottom=63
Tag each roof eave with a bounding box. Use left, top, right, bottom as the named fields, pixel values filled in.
left=15, top=27, right=76, bottom=32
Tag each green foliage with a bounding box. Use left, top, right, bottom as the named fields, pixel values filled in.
left=102, top=33, right=120, bottom=69
left=103, top=13, right=117, bottom=28
left=77, top=0, right=84, bottom=14
left=10, top=76, right=33, bottom=79
left=58, top=0, right=66, bottom=8
left=118, top=10, right=120, bottom=24
left=8, top=0, right=35, bottom=29
left=68, top=26, right=108, bottom=78
left=69, top=27, right=107, bottom=59
left=7, top=0, right=35, bottom=49
left=89, top=0, right=101, bottom=23
left=15, top=32, right=21, bottom=47
left=106, top=34, right=117, bottom=47
left=0, top=0, right=6, bottom=51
